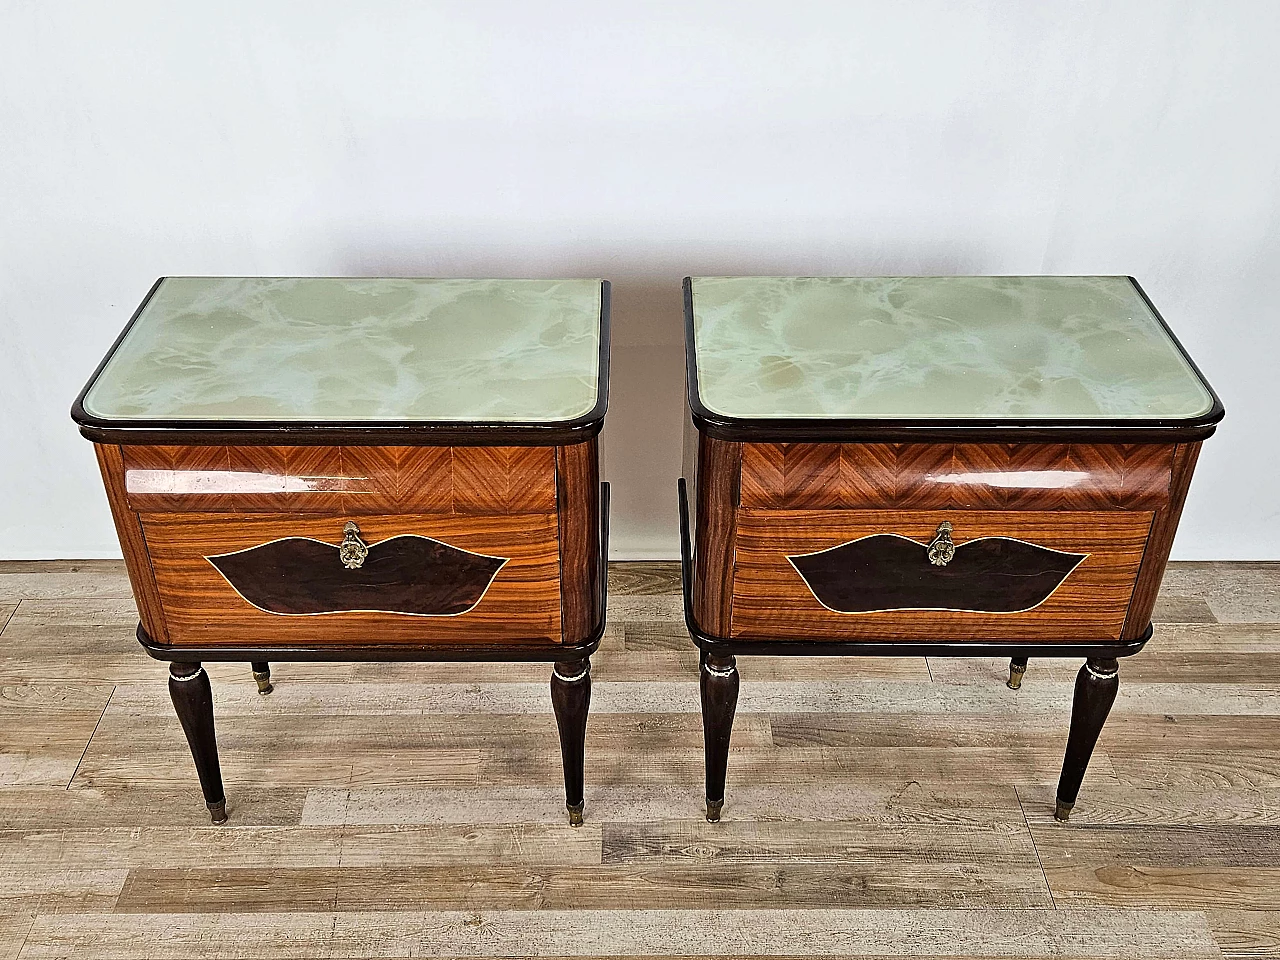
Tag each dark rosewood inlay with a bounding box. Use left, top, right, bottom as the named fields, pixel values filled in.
left=208, top=535, right=507, bottom=616
left=788, top=534, right=1086, bottom=614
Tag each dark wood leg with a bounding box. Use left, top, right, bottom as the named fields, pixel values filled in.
left=1007, top=656, right=1029, bottom=690
left=168, top=662, right=227, bottom=824
left=250, top=661, right=273, bottom=695
left=700, top=652, right=739, bottom=822
left=551, top=657, right=591, bottom=827
left=1055, top=657, right=1119, bottom=821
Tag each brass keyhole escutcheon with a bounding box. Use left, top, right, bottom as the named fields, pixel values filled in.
left=927, top=521, right=955, bottom=567
left=339, top=521, right=369, bottom=570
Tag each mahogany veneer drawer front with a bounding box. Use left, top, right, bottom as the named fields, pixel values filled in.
left=730, top=508, right=1153, bottom=642
left=142, top=511, right=563, bottom=646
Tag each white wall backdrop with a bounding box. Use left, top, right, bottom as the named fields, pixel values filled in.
left=1, top=1, right=1276, bottom=560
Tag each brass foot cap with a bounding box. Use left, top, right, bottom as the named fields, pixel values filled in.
left=1054, top=799, right=1074, bottom=822
left=207, top=799, right=228, bottom=825
left=706, top=799, right=724, bottom=823
left=253, top=673, right=273, bottom=695
left=1007, top=666, right=1027, bottom=690
left=566, top=802, right=584, bottom=827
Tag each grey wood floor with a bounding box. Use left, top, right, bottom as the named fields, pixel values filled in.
left=0, top=559, right=1278, bottom=959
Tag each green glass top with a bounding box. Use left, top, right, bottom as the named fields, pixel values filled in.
left=689, top=276, right=1215, bottom=422
left=82, top=277, right=604, bottom=424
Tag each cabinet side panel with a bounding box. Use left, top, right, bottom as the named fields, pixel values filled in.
left=93, top=443, right=169, bottom=643
left=1123, top=441, right=1202, bottom=639
left=694, top=435, right=741, bottom=636
left=556, top=437, right=600, bottom=644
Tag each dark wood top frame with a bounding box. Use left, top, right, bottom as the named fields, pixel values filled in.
left=683, top=277, right=1223, bottom=444
left=72, top=279, right=611, bottom=447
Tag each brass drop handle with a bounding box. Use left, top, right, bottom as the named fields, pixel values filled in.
left=927, top=521, right=955, bottom=567
left=339, top=521, right=369, bottom=570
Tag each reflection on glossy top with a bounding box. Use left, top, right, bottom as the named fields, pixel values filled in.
left=689, top=277, right=1215, bottom=421
left=83, top=278, right=603, bottom=423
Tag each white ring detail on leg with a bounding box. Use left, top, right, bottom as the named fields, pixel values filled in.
left=1084, top=662, right=1118, bottom=681
left=553, top=664, right=590, bottom=683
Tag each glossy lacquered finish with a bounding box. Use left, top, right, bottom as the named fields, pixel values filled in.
left=94, top=437, right=606, bottom=647
left=687, top=435, right=1202, bottom=649
left=733, top=508, right=1151, bottom=641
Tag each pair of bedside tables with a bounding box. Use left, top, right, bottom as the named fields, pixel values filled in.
left=72, top=275, right=1222, bottom=826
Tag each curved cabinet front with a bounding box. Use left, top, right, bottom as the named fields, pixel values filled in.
left=730, top=509, right=1152, bottom=642
left=142, top=512, right=562, bottom=646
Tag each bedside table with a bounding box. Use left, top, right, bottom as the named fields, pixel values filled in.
left=73, top=277, right=609, bottom=825
left=679, top=276, right=1222, bottom=823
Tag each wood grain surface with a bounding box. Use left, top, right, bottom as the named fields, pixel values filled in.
left=0, top=558, right=1276, bottom=959
left=121, top=444, right=556, bottom=515
left=740, top=442, right=1177, bottom=512
left=556, top=438, right=601, bottom=644
left=94, top=444, right=170, bottom=644
left=693, top=435, right=741, bottom=636
left=1125, top=442, right=1202, bottom=639
left=143, top=512, right=562, bottom=645
left=731, top=509, right=1152, bottom=641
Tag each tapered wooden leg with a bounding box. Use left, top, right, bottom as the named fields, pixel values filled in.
left=1007, top=656, right=1029, bottom=690
left=1055, top=657, right=1119, bottom=821
left=551, top=658, right=591, bottom=826
left=250, top=661, right=273, bottom=695
left=700, top=652, right=739, bottom=822
left=168, top=662, right=227, bottom=824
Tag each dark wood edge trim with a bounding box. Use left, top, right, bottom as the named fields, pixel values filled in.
left=135, top=622, right=602, bottom=663
left=73, top=279, right=611, bottom=447
left=683, top=276, right=1223, bottom=443
left=677, top=477, right=1151, bottom=659
left=597, top=481, right=610, bottom=635
left=134, top=481, right=610, bottom=663
left=1127, top=276, right=1225, bottom=428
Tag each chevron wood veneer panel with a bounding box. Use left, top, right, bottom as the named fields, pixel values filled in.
left=730, top=508, right=1152, bottom=642
left=339, top=446, right=453, bottom=514
left=122, top=445, right=554, bottom=515
left=740, top=442, right=1176, bottom=512
left=454, top=446, right=557, bottom=514
left=738, top=443, right=841, bottom=509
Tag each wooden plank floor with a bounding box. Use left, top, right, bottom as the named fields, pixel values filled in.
left=0, top=559, right=1278, bottom=958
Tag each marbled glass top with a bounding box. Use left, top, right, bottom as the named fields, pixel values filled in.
left=690, top=276, right=1214, bottom=421
left=83, top=277, right=604, bottom=423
